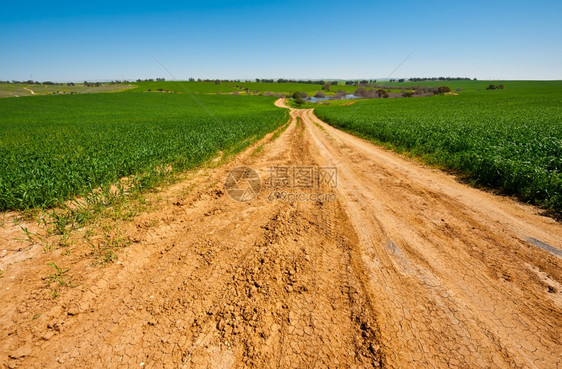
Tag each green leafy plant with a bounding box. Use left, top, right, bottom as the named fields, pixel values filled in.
left=44, top=262, right=70, bottom=299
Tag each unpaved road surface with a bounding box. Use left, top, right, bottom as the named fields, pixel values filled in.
left=0, top=99, right=560, bottom=368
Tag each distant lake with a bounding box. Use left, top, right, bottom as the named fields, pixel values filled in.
left=308, top=94, right=360, bottom=103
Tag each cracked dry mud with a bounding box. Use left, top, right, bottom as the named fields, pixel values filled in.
left=0, top=99, right=561, bottom=368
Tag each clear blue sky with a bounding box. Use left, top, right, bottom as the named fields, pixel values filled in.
left=1, top=0, right=560, bottom=81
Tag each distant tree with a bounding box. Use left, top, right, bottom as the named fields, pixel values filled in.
left=402, top=90, right=414, bottom=97
left=334, top=90, right=348, bottom=99
left=314, top=91, right=326, bottom=98
left=322, top=83, right=331, bottom=92
left=215, top=79, right=221, bottom=84
left=435, top=86, right=451, bottom=94
left=498, top=84, right=504, bottom=89
left=355, top=87, right=367, bottom=97
left=294, top=96, right=305, bottom=105
left=292, top=91, right=308, bottom=99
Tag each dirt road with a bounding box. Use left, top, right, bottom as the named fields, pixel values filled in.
left=0, top=99, right=560, bottom=368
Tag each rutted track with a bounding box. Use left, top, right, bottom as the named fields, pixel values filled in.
left=298, top=103, right=561, bottom=368
left=0, top=99, right=560, bottom=368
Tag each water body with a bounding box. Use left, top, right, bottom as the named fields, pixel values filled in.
left=307, top=94, right=360, bottom=103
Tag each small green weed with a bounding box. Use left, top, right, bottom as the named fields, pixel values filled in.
left=44, top=262, right=70, bottom=299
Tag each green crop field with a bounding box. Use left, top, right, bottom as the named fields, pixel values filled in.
left=0, top=83, right=135, bottom=98
left=379, top=79, right=554, bottom=93
left=132, top=81, right=240, bottom=94
left=132, top=80, right=408, bottom=97
left=132, top=81, right=330, bottom=96
left=0, top=93, right=287, bottom=210
left=230, top=82, right=324, bottom=95
left=314, top=81, right=562, bottom=213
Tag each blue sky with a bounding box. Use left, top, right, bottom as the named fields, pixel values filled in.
left=1, top=0, right=560, bottom=81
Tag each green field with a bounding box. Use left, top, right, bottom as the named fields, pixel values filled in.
left=131, top=81, right=330, bottom=96
left=128, top=80, right=415, bottom=96
left=2, top=80, right=560, bottom=213
left=379, top=79, right=554, bottom=93
left=229, top=82, right=325, bottom=95
left=0, top=93, right=286, bottom=210
left=132, top=81, right=240, bottom=94
left=314, top=81, right=562, bottom=213
left=0, top=83, right=135, bottom=98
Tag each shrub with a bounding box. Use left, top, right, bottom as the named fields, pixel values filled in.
left=314, top=91, right=326, bottom=98
left=292, top=91, right=308, bottom=99
left=402, top=90, right=414, bottom=98
left=435, top=86, right=451, bottom=94
left=376, top=89, right=388, bottom=98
